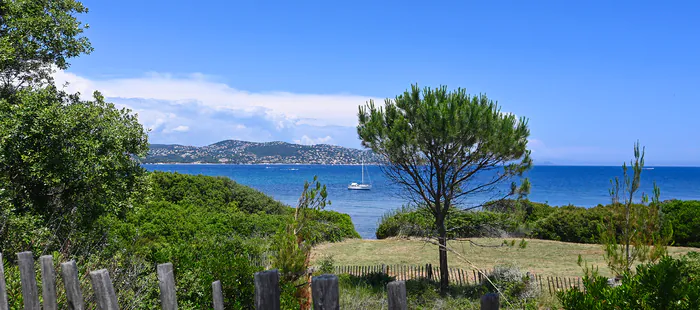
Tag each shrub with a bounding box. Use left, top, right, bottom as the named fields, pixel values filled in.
left=376, top=206, right=518, bottom=239
left=530, top=205, right=611, bottom=244
left=318, top=255, right=335, bottom=274
left=482, top=264, right=539, bottom=300
left=559, top=253, right=700, bottom=309
left=306, top=208, right=361, bottom=243
left=484, top=199, right=557, bottom=223
left=147, top=171, right=287, bottom=215
left=661, top=200, right=700, bottom=247
left=375, top=205, right=435, bottom=239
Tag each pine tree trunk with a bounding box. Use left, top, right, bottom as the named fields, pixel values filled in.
left=437, top=217, right=449, bottom=293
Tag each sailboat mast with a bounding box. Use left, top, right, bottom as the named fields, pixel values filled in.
left=361, top=157, right=364, bottom=183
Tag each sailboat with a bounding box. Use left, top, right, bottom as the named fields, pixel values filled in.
left=348, top=157, right=372, bottom=190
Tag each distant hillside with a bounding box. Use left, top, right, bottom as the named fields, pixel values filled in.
left=143, top=140, right=382, bottom=164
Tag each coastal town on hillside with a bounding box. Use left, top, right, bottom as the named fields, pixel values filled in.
left=144, top=139, right=383, bottom=164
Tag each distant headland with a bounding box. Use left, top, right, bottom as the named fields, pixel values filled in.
left=143, top=140, right=382, bottom=165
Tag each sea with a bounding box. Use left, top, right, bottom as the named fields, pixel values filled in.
left=143, top=164, right=700, bottom=239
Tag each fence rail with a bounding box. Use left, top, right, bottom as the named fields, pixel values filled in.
left=0, top=250, right=586, bottom=310
left=250, top=254, right=582, bottom=294
left=332, top=263, right=583, bottom=294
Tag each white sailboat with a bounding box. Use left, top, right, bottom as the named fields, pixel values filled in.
left=348, top=157, right=372, bottom=190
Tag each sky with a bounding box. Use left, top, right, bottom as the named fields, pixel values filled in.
left=56, top=0, right=700, bottom=166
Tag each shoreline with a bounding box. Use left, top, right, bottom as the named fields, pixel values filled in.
left=142, top=162, right=381, bottom=166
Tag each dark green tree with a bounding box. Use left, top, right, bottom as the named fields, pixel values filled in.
left=0, top=87, right=148, bottom=252
left=0, top=0, right=92, bottom=94
left=357, top=85, right=531, bottom=291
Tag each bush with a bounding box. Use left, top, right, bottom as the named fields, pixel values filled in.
left=378, top=199, right=700, bottom=247
left=375, top=206, right=436, bottom=239
left=483, top=264, right=539, bottom=301
left=376, top=206, right=518, bottom=239
left=530, top=205, right=611, bottom=244
left=484, top=199, right=557, bottom=224
left=148, top=171, right=287, bottom=215
left=661, top=200, right=700, bottom=247
left=559, top=253, right=700, bottom=309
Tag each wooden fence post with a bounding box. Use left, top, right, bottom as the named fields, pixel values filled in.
left=311, top=274, right=339, bottom=310
left=387, top=281, right=407, bottom=310
left=426, top=264, right=432, bottom=281
left=40, top=255, right=58, bottom=310
left=254, top=269, right=280, bottom=310
left=480, top=293, right=499, bottom=310
left=90, top=269, right=119, bottom=310
left=0, top=253, right=8, bottom=310
left=157, top=263, right=178, bottom=310
left=212, top=281, right=224, bottom=310
left=17, top=251, right=40, bottom=310
left=60, top=260, right=84, bottom=310
left=382, top=264, right=387, bottom=275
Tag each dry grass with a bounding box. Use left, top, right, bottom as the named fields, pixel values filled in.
left=312, top=237, right=698, bottom=278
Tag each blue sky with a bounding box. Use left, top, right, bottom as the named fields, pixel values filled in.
left=58, top=0, right=700, bottom=166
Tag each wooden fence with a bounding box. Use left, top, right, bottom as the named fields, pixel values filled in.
left=0, top=251, right=504, bottom=310
left=0, top=251, right=587, bottom=309
left=331, top=264, right=583, bottom=295
left=249, top=254, right=582, bottom=295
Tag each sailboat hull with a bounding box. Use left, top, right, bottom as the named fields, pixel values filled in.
left=348, top=157, right=372, bottom=190
left=348, top=183, right=372, bottom=190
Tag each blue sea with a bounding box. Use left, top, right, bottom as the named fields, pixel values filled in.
left=143, top=164, right=700, bottom=239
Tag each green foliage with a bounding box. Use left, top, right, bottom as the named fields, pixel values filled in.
left=0, top=87, right=148, bottom=253
left=2, top=251, right=160, bottom=310
left=375, top=206, right=435, bottom=239
left=531, top=205, right=611, bottom=243
left=0, top=207, right=51, bottom=261
left=378, top=199, right=700, bottom=248
left=482, top=264, right=539, bottom=301
left=305, top=208, right=360, bottom=243
left=318, top=255, right=335, bottom=274
left=375, top=206, right=519, bottom=239
left=484, top=199, right=557, bottom=224
left=147, top=171, right=286, bottom=215
left=559, top=253, right=700, bottom=309
left=600, top=142, right=670, bottom=276
left=357, top=84, right=532, bottom=290
left=272, top=176, right=331, bottom=309
left=0, top=0, right=93, bottom=94
left=103, top=172, right=357, bottom=308
left=660, top=200, right=700, bottom=247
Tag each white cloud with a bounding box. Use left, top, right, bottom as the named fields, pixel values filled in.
left=169, top=125, right=190, bottom=133
left=294, top=135, right=334, bottom=145
left=50, top=70, right=367, bottom=148
left=53, top=70, right=376, bottom=127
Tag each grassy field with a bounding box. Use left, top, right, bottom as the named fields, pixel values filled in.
left=312, top=237, right=697, bottom=278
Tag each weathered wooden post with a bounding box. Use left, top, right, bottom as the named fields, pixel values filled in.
left=382, top=264, right=387, bottom=275
left=311, top=274, right=339, bottom=310
left=387, top=281, right=407, bottom=310
left=212, top=280, right=224, bottom=310
left=40, top=255, right=58, bottom=310
left=426, top=264, right=432, bottom=281
left=17, top=251, right=40, bottom=310
left=157, top=263, right=178, bottom=310
left=60, top=260, right=85, bottom=310
left=0, top=253, right=8, bottom=310
left=254, top=269, right=280, bottom=310
left=90, top=269, right=119, bottom=310
left=481, top=293, right=499, bottom=310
